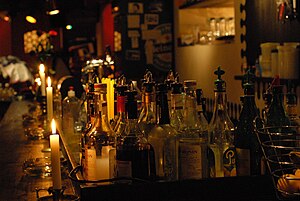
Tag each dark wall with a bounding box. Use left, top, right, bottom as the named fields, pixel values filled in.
left=245, top=0, right=300, bottom=65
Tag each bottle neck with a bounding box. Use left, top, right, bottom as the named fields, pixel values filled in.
left=157, top=91, right=170, bottom=125
left=171, top=93, right=184, bottom=111
left=213, top=91, right=228, bottom=112
left=126, top=100, right=138, bottom=120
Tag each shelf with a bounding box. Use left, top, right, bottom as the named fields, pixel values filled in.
left=179, top=0, right=234, bottom=9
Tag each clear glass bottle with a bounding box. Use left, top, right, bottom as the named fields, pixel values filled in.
left=169, top=80, right=184, bottom=132
left=196, top=89, right=208, bottom=131
left=208, top=66, right=237, bottom=178
left=116, top=89, right=155, bottom=180
left=234, top=72, right=261, bottom=176
left=62, top=86, right=81, bottom=137
left=113, top=83, right=128, bottom=136
left=148, top=83, right=178, bottom=181
left=83, top=83, right=115, bottom=181
left=286, top=88, right=300, bottom=127
left=138, top=79, right=156, bottom=140
left=178, top=80, right=208, bottom=180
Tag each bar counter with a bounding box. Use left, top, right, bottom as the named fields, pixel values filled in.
left=0, top=100, right=280, bottom=201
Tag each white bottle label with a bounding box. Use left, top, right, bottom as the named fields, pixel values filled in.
left=179, top=143, right=202, bottom=179
left=116, top=160, right=132, bottom=177
left=236, top=148, right=250, bottom=176
left=84, top=147, right=97, bottom=181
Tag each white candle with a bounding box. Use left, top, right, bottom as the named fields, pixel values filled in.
left=50, top=119, right=62, bottom=189
left=46, top=77, right=53, bottom=122
left=39, top=64, right=46, bottom=96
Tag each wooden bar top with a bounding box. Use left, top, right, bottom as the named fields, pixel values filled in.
left=0, top=100, right=76, bottom=200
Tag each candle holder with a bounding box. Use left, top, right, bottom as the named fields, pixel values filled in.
left=40, top=95, right=47, bottom=115
left=36, top=186, right=79, bottom=201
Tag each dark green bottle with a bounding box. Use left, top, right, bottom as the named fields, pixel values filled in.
left=234, top=70, right=261, bottom=176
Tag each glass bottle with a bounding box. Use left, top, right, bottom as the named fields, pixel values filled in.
left=234, top=72, right=261, bottom=176
left=148, top=83, right=178, bottom=181
left=208, top=66, right=237, bottom=178
left=83, top=83, right=115, bottom=181
left=266, top=84, right=291, bottom=128
left=138, top=77, right=156, bottom=140
left=286, top=88, right=300, bottom=128
left=113, top=81, right=128, bottom=136
left=62, top=86, right=81, bottom=137
left=178, top=80, right=208, bottom=180
left=196, top=88, right=208, bottom=130
left=116, top=89, right=155, bottom=180
left=169, top=79, right=184, bottom=131
left=53, top=86, right=62, bottom=120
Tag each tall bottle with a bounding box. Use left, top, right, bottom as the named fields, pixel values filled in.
left=234, top=70, right=261, bottom=176
left=178, top=80, right=208, bottom=180
left=62, top=86, right=81, bottom=137
left=148, top=83, right=178, bottom=181
left=196, top=88, right=208, bottom=131
left=266, top=78, right=291, bottom=128
left=83, top=83, right=115, bottom=181
left=116, top=88, right=155, bottom=180
left=169, top=79, right=185, bottom=131
left=286, top=87, right=300, bottom=128
left=208, top=66, right=236, bottom=177
left=113, top=77, right=128, bottom=136
left=138, top=72, right=156, bottom=140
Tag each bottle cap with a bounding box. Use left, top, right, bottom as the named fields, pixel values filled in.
left=68, top=86, right=75, bottom=97
left=214, top=66, right=226, bottom=92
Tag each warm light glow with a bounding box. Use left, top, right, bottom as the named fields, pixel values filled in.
left=39, top=64, right=45, bottom=73
left=47, top=9, right=60, bottom=15
left=3, top=16, right=10, bottom=22
left=113, top=6, right=119, bottom=12
left=51, top=119, right=56, bottom=134
left=47, top=76, right=51, bottom=87
left=65, top=24, right=72, bottom=30
left=26, top=15, right=37, bottom=23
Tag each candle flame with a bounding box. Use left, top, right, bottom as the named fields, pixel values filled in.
left=47, top=76, right=51, bottom=87
left=39, top=64, right=45, bottom=73
left=51, top=119, right=56, bottom=134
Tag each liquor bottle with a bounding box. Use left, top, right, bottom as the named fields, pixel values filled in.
left=196, top=88, right=208, bottom=130
left=83, top=83, right=115, bottom=181
left=62, top=86, right=81, bottom=137
left=178, top=80, right=208, bottom=180
left=208, top=66, right=237, bottom=177
left=138, top=73, right=156, bottom=140
left=234, top=70, right=261, bottom=176
left=148, top=83, right=178, bottom=181
left=169, top=78, right=184, bottom=131
left=116, top=88, right=155, bottom=180
left=113, top=77, right=128, bottom=136
left=165, top=69, right=176, bottom=113
left=266, top=80, right=291, bottom=128
left=285, top=86, right=299, bottom=128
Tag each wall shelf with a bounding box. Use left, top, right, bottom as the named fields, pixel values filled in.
left=179, top=0, right=234, bottom=9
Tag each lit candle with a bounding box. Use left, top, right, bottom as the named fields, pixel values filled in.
left=46, top=77, right=53, bottom=122
left=39, top=64, right=46, bottom=96
left=50, top=119, right=62, bottom=189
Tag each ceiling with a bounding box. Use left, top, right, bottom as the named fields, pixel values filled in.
left=0, top=0, right=110, bottom=26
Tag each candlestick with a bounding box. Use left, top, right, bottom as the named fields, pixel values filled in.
left=50, top=119, right=62, bottom=190
left=47, top=77, right=53, bottom=122
left=39, top=64, right=46, bottom=96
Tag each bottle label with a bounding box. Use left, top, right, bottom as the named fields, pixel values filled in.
left=223, top=147, right=237, bottom=177
left=84, top=147, right=97, bottom=181
left=116, top=160, right=132, bottom=178
left=236, top=148, right=250, bottom=176
left=179, top=143, right=202, bottom=179
left=117, top=96, right=125, bottom=112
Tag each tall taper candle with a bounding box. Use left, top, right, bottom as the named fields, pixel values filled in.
left=39, top=64, right=46, bottom=96
left=47, top=77, right=53, bottom=122
left=50, top=119, right=62, bottom=189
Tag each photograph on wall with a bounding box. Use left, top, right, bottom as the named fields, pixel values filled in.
left=128, top=2, right=143, bottom=14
